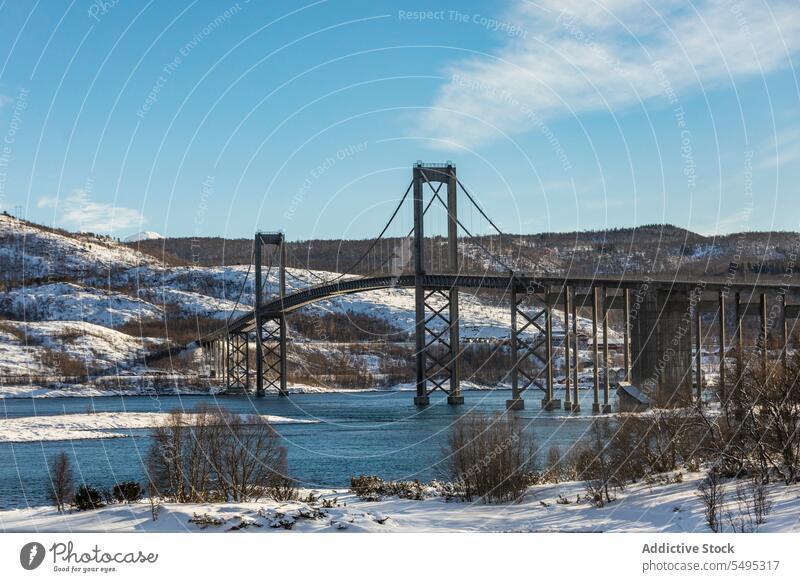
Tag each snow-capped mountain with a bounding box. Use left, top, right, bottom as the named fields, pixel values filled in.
left=124, top=231, right=164, bottom=242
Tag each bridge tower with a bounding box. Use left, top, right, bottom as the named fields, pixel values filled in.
left=413, top=162, right=463, bottom=406
left=254, top=232, right=288, bottom=397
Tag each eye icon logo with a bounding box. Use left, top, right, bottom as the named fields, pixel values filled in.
left=20, top=542, right=46, bottom=570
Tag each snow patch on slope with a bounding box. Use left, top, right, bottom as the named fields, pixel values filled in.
left=0, top=282, right=162, bottom=325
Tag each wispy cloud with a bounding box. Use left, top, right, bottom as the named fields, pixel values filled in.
left=418, top=0, right=800, bottom=148
left=756, top=125, right=800, bottom=170
left=37, top=189, right=144, bottom=233
left=0, top=94, right=12, bottom=110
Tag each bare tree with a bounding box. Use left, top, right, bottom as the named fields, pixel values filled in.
left=441, top=412, right=536, bottom=503
left=148, top=406, right=291, bottom=503
left=206, top=410, right=291, bottom=502
left=47, top=451, right=73, bottom=513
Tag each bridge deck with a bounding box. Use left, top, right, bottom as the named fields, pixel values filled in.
left=201, top=272, right=800, bottom=342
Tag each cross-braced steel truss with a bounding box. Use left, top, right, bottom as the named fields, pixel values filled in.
left=507, top=284, right=556, bottom=410
left=258, top=316, right=287, bottom=396
left=226, top=331, right=250, bottom=393
left=421, top=289, right=460, bottom=396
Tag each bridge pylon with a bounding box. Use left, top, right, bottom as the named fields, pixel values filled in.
left=413, top=162, right=462, bottom=406
left=255, top=232, right=287, bottom=397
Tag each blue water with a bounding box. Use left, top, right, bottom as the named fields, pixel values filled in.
left=0, top=389, right=615, bottom=508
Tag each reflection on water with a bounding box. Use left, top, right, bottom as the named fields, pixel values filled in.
left=0, top=388, right=616, bottom=508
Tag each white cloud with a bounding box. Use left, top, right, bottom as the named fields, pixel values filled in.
left=0, top=94, right=12, bottom=110
left=37, top=189, right=144, bottom=233
left=418, top=0, right=800, bottom=148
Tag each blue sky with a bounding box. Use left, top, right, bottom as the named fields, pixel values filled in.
left=0, top=0, right=799, bottom=241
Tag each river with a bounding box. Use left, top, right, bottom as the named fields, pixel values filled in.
left=0, top=388, right=616, bottom=508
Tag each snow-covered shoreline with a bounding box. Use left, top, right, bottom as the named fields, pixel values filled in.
left=0, top=412, right=318, bottom=443
left=2, top=471, right=799, bottom=533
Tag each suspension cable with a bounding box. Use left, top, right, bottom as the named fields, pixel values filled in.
left=226, top=249, right=255, bottom=325
left=455, top=176, right=505, bottom=237
left=430, top=191, right=516, bottom=273
left=327, top=179, right=414, bottom=282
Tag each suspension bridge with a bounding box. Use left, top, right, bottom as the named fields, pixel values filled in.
left=199, top=162, right=800, bottom=411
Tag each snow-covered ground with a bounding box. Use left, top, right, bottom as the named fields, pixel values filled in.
left=2, top=471, right=799, bottom=533
left=0, top=412, right=318, bottom=442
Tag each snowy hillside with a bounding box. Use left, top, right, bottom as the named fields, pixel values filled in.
left=0, top=213, right=159, bottom=281
left=0, top=282, right=162, bottom=325
left=0, top=320, right=163, bottom=377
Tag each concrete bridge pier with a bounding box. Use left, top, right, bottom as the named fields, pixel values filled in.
left=630, top=286, right=693, bottom=406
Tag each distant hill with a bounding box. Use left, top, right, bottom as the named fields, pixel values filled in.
left=126, top=225, right=800, bottom=284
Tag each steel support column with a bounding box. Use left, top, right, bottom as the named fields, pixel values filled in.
left=695, top=301, right=702, bottom=403
left=759, top=293, right=768, bottom=373
left=592, top=287, right=601, bottom=413
left=257, top=316, right=287, bottom=396
left=226, top=331, right=249, bottom=393
left=782, top=295, right=789, bottom=371
left=541, top=288, right=559, bottom=410
left=600, top=288, right=611, bottom=413
left=623, top=288, right=631, bottom=382
left=413, top=165, right=428, bottom=406
left=506, top=282, right=556, bottom=411
left=719, top=291, right=727, bottom=403
left=571, top=286, right=580, bottom=411
left=563, top=286, right=572, bottom=410
left=735, top=291, right=744, bottom=386
left=445, top=166, right=462, bottom=405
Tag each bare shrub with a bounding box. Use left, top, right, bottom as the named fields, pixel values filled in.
left=727, top=477, right=773, bottom=532
left=148, top=406, right=291, bottom=503
left=47, top=451, right=73, bottom=513
left=574, top=419, right=617, bottom=507
left=545, top=445, right=566, bottom=483
left=697, top=470, right=726, bottom=532
left=700, top=353, right=800, bottom=484
left=441, top=412, right=536, bottom=503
